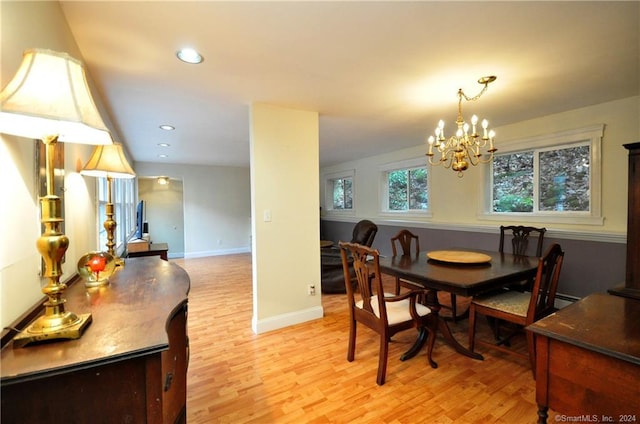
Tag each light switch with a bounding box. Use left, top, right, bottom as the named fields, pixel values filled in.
left=263, top=209, right=272, bottom=222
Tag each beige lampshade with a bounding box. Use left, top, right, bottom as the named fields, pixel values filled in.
left=0, top=48, right=111, bottom=145
left=81, top=143, right=136, bottom=179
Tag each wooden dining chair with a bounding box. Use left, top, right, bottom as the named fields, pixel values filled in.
left=339, top=241, right=437, bottom=385
left=390, top=229, right=421, bottom=295
left=468, top=243, right=564, bottom=374
left=499, top=225, right=547, bottom=292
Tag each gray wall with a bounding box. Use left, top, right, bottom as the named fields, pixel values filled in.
left=321, top=219, right=626, bottom=299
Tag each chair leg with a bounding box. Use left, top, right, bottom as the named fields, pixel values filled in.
left=468, top=304, right=477, bottom=352
left=394, top=277, right=401, bottom=295
left=424, top=319, right=438, bottom=369
left=347, top=319, right=356, bottom=362
left=377, top=332, right=389, bottom=385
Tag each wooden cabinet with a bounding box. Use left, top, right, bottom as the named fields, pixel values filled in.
left=610, top=141, right=640, bottom=299
left=1, top=257, right=190, bottom=424
left=529, top=294, right=640, bottom=423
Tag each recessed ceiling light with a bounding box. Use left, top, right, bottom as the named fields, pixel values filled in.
left=157, top=143, right=171, bottom=147
left=176, top=48, right=203, bottom=64
left=159, top=124, right=175, bottom=131
left=158, top=154, right=168, bottom=158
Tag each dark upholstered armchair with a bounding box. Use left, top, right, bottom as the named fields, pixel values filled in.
left=320, top=220, right=378, bottom=293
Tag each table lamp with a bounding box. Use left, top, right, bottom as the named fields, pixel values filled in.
left=0, top=49, right=112, bottom=347
left=81, top=143, right=136, bottom=269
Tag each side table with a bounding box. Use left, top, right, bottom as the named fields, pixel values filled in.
left=127, top=242, right=169, bottom=261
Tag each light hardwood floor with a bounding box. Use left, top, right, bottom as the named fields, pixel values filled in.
left=173, top=254, right=556, bottom=424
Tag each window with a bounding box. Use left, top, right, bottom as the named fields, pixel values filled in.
left=483, top=125, right=603, bottom=225
left=380, top=158, right=430, bottom=217
left=493, top=143, right=590, bottom=213
left=324, top=169, right=354, bottom=213
left=97, top=177, right=136, bottom=253
left=331, top=177, right=353, bottom=210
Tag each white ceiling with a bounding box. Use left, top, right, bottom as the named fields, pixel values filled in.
left=59, top=1, right=640, bottom=168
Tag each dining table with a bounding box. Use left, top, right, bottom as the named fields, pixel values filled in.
left=378, top=248, right=539, bottom=363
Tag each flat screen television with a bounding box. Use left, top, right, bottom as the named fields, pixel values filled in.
left=135, top=200, right=145, bottom=239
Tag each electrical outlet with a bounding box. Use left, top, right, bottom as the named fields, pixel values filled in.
left=308, top=284, right=316, bottom=296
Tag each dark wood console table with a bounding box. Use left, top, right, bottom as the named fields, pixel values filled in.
left=128, top=242, right=169, bottom=260
left=1, top=257, right=190, bottom=424
left=528, top=293, right=640, bottom=423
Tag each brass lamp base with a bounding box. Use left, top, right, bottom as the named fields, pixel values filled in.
left=13, top=312, right=92, bottom=348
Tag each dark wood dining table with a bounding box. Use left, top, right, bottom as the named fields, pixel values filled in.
left=378, top=249, right=539, bottom=363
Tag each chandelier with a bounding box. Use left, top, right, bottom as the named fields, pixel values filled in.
left=426, top=76, right=497, bottom=177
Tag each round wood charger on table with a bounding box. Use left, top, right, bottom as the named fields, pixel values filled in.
left=426, top=250, right=492, bottom=264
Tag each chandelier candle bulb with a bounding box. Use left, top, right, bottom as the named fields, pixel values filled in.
left=471, top=115, right=478, bottom=136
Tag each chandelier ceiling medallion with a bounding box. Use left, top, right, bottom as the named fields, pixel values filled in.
left=426, top=75, right=497, bottom=177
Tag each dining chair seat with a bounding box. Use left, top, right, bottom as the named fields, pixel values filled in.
left=471, top=290, right=530, bottom=318
left=356, top=293, right=432, bottom=325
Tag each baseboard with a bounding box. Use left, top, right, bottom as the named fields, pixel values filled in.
left=252, top=306, right=324, bottom=334
left=184, top=247, right=250, bottom=259
left=555, top=292, right=580, bottom=309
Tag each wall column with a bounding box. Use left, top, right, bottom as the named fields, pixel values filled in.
left=250, top=103, right=322, bottom=333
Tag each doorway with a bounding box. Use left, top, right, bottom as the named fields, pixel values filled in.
left=138, top=177, right=185, bottom=258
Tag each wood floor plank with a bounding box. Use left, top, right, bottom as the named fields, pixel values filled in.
left=173, top=253, right=559, bottom=423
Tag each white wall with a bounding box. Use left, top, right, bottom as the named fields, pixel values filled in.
left=321, top=96, right=640, bottom=237
left=134, top=161, right=251, bottom=257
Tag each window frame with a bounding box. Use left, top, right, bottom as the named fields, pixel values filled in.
left=480, top=124, right=604, bottom=226
left=323, top=169, right=355, bottom=216
left=379, top=157, right=432, bottom=220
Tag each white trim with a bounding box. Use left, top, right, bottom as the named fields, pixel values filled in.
left=322, top=168, right=355, bottom=216
left=184, top=246, right=251, bottom=259
left=252, top=306, right=324, bottom=334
